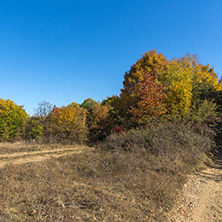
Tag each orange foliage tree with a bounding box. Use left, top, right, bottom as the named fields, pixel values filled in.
left=120, top=50, right=169, bottom=113
left=130, top=72, right=166, bottom=124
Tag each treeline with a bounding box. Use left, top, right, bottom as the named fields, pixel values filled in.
left=1, top=50, right=222, bottom=144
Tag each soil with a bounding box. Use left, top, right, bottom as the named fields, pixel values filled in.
left=168, top=151, right=222, bottom=222
left=0, top=145, right=91, bottom=168
left=1, top=142, right=221, bottom=221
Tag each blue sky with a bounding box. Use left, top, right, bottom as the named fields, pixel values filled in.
left=0, top=0, right=222, bottom=114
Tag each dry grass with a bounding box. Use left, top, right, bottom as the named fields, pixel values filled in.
left=0, top=151, right=162, bottom=222
left=0, top=142, right=87, bottom=154
left=0, top=123, right=214, bottom=221
left=0, top=142, right=90, bottom=170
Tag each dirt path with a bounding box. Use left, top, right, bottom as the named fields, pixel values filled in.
left=168, top=153, right=222, bottom=222
left=0, top=145, right=91, bottom=169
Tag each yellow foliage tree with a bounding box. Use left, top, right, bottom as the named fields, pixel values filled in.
left=0, top=99, right=28, bottom=141
left=162, top=59, right=193, bottom=116
left=46, top=105, right=87, bottom=143
left=161, top=54, right=222, bottom=117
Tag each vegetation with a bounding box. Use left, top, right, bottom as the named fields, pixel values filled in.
left=1, top=50, right=221, bottom=143
left=34, top=100, right=53, bottom=118
left=86, top=102, right=111, bottom=143
left=81, top=98, right=98, bottom=110
left=0, top=99, right=28, bottom=141
left=130, top=72, right=166, bottom=124
left=0, top=49, right=221, bottom=221
left=44, top=105, right=87, bottom=143
left=0, top=123, right=214, bottom=221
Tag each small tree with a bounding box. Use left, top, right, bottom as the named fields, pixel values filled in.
left=34, top=100, right=53, bottom=118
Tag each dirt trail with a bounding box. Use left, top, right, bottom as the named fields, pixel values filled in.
left=168, top=152, right=222, bottom=222
left=0, top=145, right=91, bottom=169
left=0, top=147, right=84, bottom=158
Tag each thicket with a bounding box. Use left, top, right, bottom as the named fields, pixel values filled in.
left=95, top=121, right=214, bottom=216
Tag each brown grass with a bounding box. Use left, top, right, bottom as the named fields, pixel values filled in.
left=0, top=142, right=86, bottom=154
left=0, top=122, right=214, bottom=221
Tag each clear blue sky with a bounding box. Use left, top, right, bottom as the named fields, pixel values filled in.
left=1, top=0, right=221, bottom=114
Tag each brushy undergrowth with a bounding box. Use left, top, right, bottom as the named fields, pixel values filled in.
left=0, top=122, right=215, bottom=221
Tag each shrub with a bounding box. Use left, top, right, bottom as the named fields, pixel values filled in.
left=97, top=121, right=215, bottom=213
left=23, top=116, right=44, bottom=141
left=99, top=121, right=214, bottom=157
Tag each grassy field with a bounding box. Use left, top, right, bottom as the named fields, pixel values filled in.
left=0, top=124, right=213, bottom=221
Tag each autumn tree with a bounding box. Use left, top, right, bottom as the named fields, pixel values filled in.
left=102, top=95, right=126, bottom=128
left=86, top=103, right=111, bottom=142
left=69, top=101, right=80, bottom=108
left=161, top=58, right=193, bottom=116
left=130, top=72, right=166, bottom=124
left=120, top=50, right=169, bottom=113
left=45, top=105, right=87, bottom=143
left=189, top=56, right=222, bottom=101
left=0, top=99, right=28, bottom=141
left=161, top=54, right=222, bottom=117
left=119, top=50, right=222, bottom=121
left=23, top=116, right=43, bottom=141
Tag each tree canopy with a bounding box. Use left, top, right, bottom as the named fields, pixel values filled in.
left=0, top=99, right=28, bottom=141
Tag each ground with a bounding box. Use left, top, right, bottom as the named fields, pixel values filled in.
left=0, top=142, right=90, bottom=169
left=0, top=142, right=221, bottom=221
left=168, top=151, right=222, bottom=222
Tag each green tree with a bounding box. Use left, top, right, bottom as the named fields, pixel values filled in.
left=81, top=98, right=98, bottom=110
left=23, top=116, right=43, bottom=141
left=102, top=95, right=126, bottom=127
